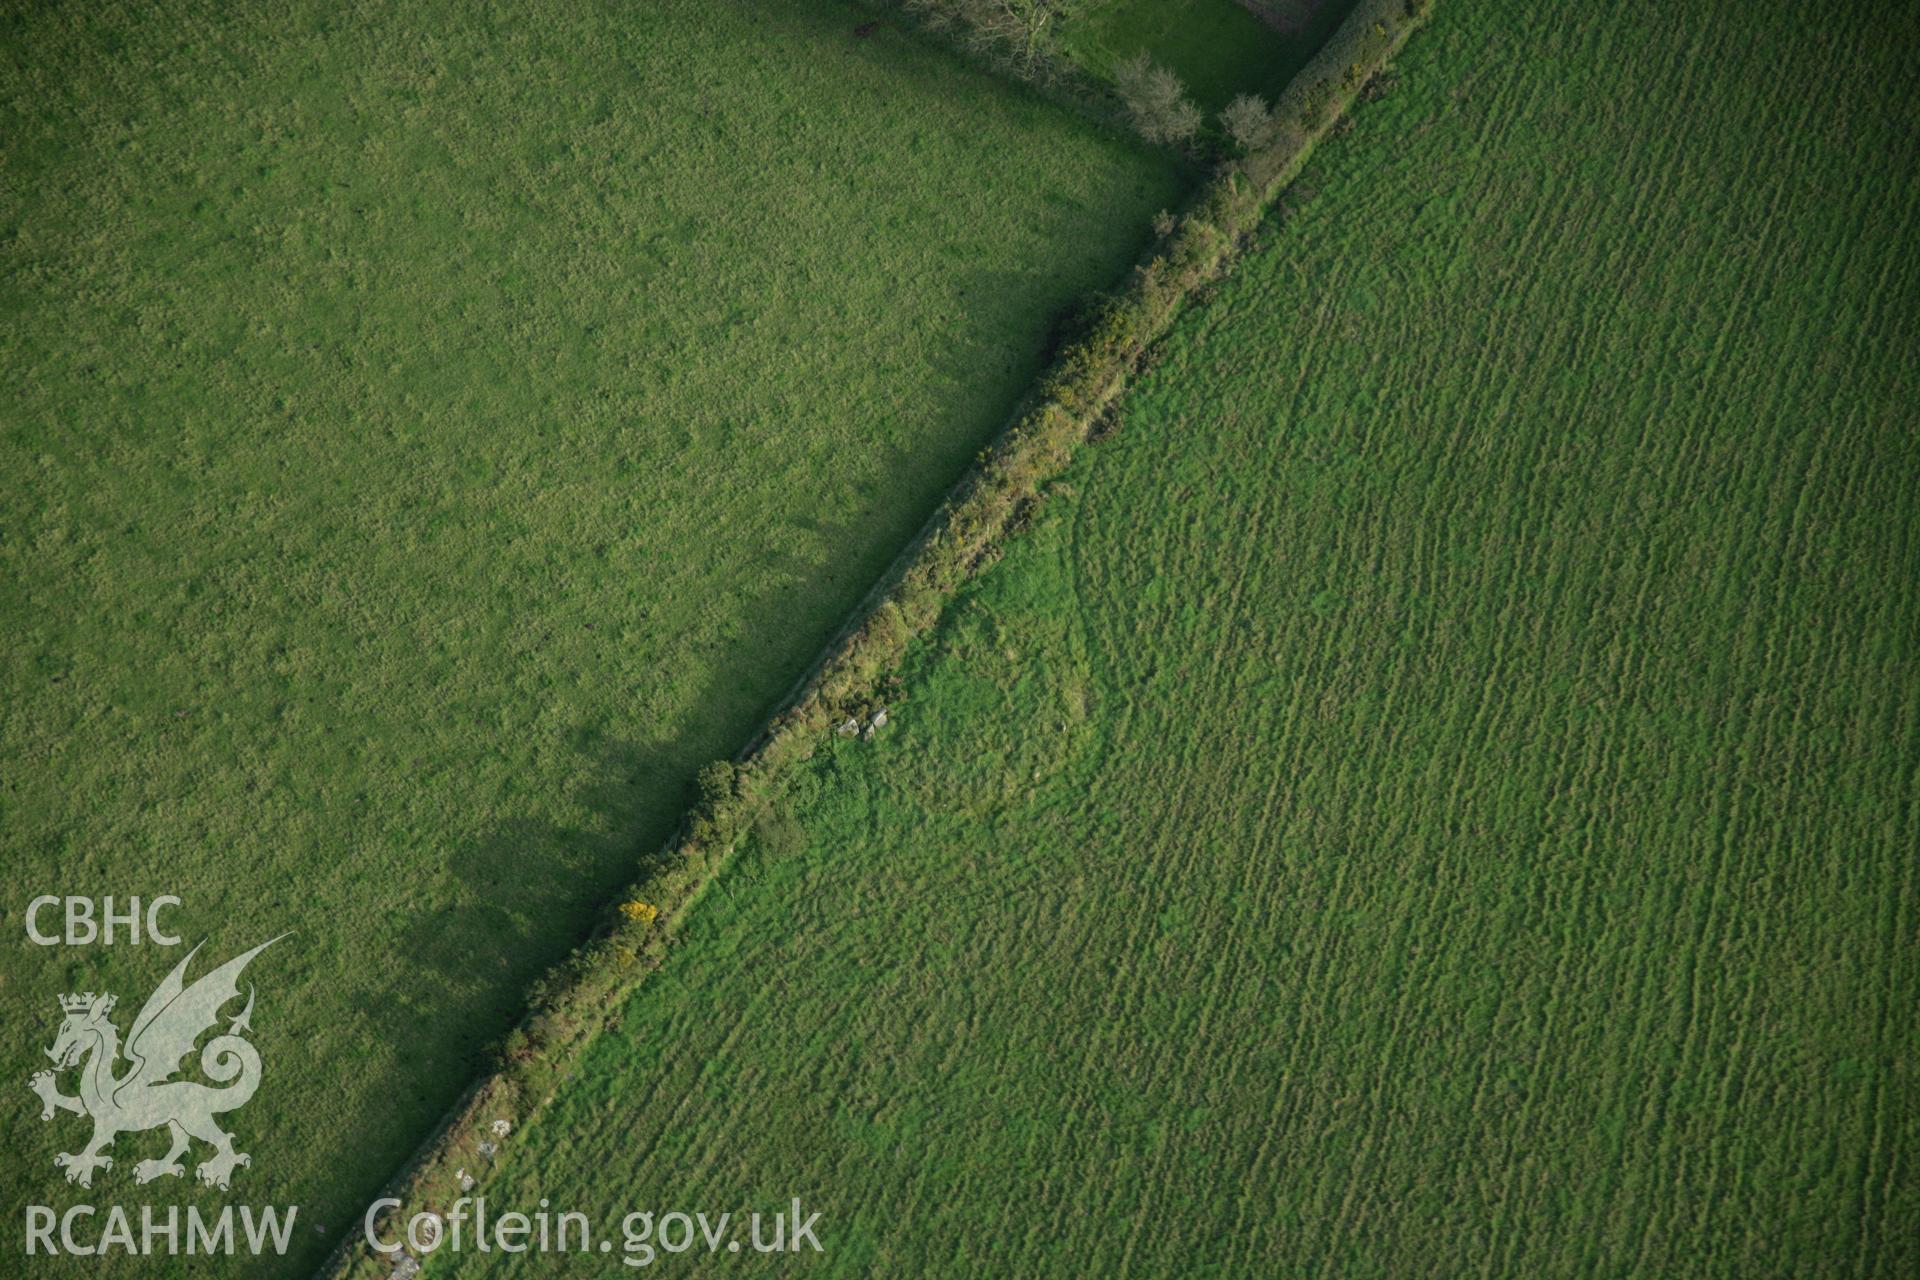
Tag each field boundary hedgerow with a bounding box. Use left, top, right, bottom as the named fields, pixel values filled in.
left=322, top=3, right=1433, bottom=1275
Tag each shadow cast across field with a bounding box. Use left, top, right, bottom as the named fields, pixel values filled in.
left=261, top=716, right=743, bottom=1265
left=402, top=674, right=780, bottom=1056
left=320, top=248, right=1151, bottom=1242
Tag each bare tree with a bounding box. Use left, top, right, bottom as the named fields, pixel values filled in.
left=907, top=0, right=1083, bottom=68
left=1114, top=53, right=1201, bottom=147
left=1220, top=93, right=1274, bottom=152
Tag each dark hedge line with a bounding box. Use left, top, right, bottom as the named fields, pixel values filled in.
left=327, top=2, right=1433, bottom=1273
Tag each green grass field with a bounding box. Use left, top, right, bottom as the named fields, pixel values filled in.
left=441, top=0, right=1919, bottom=1274
left=0, top=0, right=1180, bottom=1269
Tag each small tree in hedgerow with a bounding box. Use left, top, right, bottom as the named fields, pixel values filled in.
left=1114, top=52, right=1202, bottom=147
left=1220, top=93, right=1274, bottom=153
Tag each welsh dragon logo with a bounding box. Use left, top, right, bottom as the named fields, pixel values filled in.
left=28, top=936, right=285, bottom=1190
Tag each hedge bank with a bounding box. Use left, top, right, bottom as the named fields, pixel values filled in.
left=326, top=2, right=1433, bottom=1273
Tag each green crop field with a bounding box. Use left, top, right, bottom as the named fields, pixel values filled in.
left=0, top=0, right=1180, bottom=1270
left=438, top=0, right=1919, bottom=1275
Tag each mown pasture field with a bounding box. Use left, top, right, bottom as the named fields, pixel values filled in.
left=444, top=0, right=1919, bottom=1274
left=0, top=0, right=1179, bottom=1270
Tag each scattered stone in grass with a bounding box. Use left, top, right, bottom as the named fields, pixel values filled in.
left=477, top=1140, right=498, bottom=1160
left=837, top=717, right=860, bottom=736
left=490, top=1118, right=513, bottom=1137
